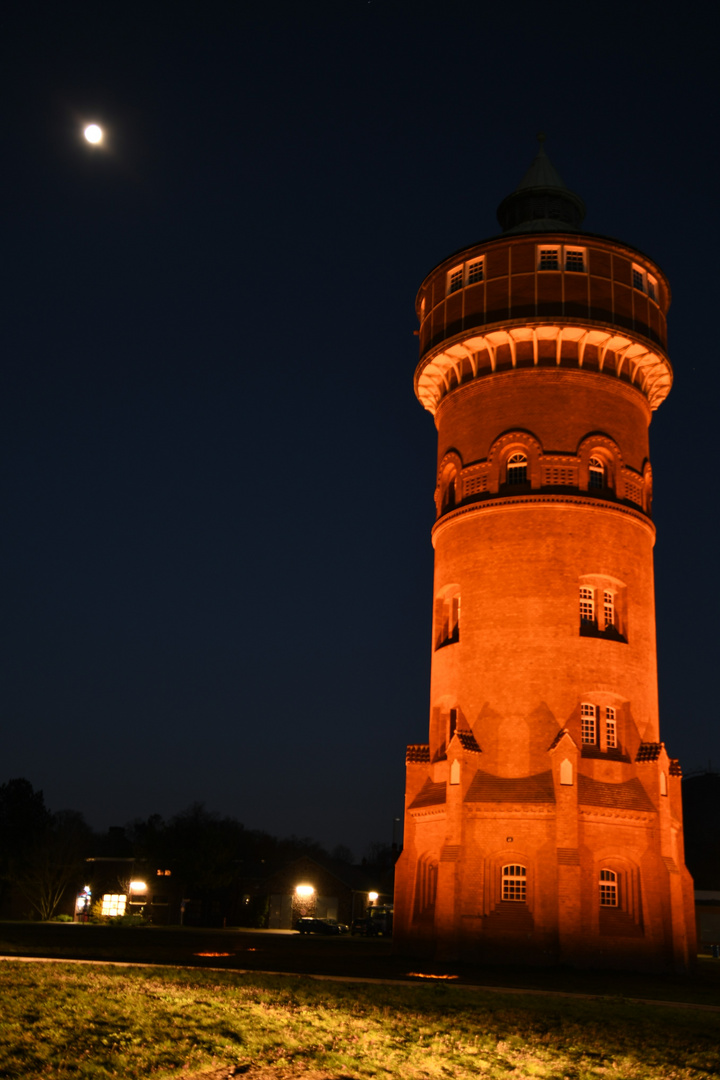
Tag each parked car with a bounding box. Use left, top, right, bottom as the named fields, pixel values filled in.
left=351, top=906, right=394, bottom=937
left=295, top=917, right=349, bottom=935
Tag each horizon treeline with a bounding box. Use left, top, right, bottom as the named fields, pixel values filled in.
left=0, top=777, right=394, bottom=922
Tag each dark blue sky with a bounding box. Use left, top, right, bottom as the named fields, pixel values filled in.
left=1, top=0, right=718, bottom=858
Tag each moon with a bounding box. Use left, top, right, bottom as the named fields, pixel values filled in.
left=83, top=124, right=103, bottom=145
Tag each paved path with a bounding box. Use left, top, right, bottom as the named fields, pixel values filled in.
left=3, top=954, right=719, bottom=1012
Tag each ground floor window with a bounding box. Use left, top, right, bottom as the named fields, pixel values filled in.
left=502, top=864, right=526, bottom=902
left=599, top=869, right=618, bottom=907
left=414, top=856, right=438, bottom=917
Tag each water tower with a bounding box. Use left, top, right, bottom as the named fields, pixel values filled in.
left=394, top=141, right=695, bottom=971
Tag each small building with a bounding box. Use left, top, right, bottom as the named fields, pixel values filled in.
left=79, top=856, right=177, bottom=922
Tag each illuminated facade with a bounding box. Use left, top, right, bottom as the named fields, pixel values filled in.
left=394, top=143, right=696, bottom=970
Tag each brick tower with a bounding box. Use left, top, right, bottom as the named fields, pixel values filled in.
left=394, top=141, right=696, bottom=971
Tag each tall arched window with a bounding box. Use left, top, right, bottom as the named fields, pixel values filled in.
left=603, top=590, right=615, bottom=628
left=506, top=453, right=528, bottom=485
left=414, top=856, right=438, bottom=917
left=435, top=586, right=460, bottom=649
left=605, top=706, right=617, bottom=749
left=441, top=473, right=457, bottom=513
left=579, top=586, right=595, bottom=624
left=589, top=456, right=605, bottom=489
left=502, top=864, right=526, bottom=902
left=581, top=703, right=597, bottom=745
left=599, top=869, right=618, bottom=907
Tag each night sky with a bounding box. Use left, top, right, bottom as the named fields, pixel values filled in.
left=2, top=0, right=718, bottom=859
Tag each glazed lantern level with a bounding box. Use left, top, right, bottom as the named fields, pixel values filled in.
left=393, top=141, right=696, bottom=972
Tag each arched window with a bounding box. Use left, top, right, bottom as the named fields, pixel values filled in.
left=502, top=864, right=526, bottom=902
left=603, top=590, right=615, bottom=628
left=599, top=869, right=618, bottom=907
left=579, top=586, right=595, bottom=624
left=506, top=452, right=528, bottom=485
left=605, top=706, right=617, bottom=748
left=579, top=576, right=627, bottom=641
left=448, top=707, right=458, bottom=741
left=441, top=473, right=457, bottom=513
left=581, top=703, right=597, bottom=745
left=414, top=856, right=438, bottom=917
left=435, top=587, right=460, bottom=649
left=589, top=456, right=605, bottom=489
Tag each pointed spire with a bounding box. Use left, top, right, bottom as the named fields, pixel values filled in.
left=496, top=136, right=586, bottom=234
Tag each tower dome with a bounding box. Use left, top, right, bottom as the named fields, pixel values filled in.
left=496, top=136, right=586, bottom=234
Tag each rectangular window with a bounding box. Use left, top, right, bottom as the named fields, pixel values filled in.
left=647, top=275, right=657, bottom=301
left=101, top=894, right=127, bottom=917
left=448, top=267, right=464, bottom=293
left=603, top=591, right=614, bottom=628
left=632, top=266, right=645, bottom=291
left=565, top=249, right=585, bottom=272
left=605, top=707, right=617, bottom=749
left=467, top=259, right=484, bottom=284
left=581, top=703, right=596, bottom=744
left=580, top=587, right=595, bottom=623
left=539, top=248, right=560, bottom=270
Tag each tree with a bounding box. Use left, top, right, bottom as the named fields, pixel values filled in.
left=13, top=809, right=92, bottom=920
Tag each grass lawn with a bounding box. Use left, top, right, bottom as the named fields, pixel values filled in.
left=0, top=961, right=718, bottom=1080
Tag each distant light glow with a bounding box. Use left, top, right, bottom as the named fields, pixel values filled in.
left=368, top=891, right=379, bottom=902
left=407, top=972, right=459, bottom=980
left=129, top=880, right=147, bottom=893
left=101, top=894, right=126, bottom=917
left=84, top=124, right=103, bottom=144
left=295, top=884, right=314, bottom=897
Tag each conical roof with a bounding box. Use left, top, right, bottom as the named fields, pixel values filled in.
left=496, top=136, right=586, bottom=234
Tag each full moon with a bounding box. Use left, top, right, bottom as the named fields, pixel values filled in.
left=83, top=124, right=103, bottom=144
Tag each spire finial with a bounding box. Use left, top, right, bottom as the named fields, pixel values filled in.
left=537, top=131, right=546, bottom=145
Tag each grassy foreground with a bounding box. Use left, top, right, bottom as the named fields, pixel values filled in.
left=0, top=961, right=718, bottom=1080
